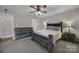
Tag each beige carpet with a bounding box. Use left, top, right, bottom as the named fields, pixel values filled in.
left=1, top=37, right=79, bottom=53
left=2, top=37, right=47, bottom=53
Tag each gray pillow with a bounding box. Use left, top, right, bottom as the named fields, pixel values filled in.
left=47, top=26, right=60, bottom=31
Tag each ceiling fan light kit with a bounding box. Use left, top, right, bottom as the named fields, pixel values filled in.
left=30, top=5, right=47, bottom=16
left=35, top=11, right=41, bottom=15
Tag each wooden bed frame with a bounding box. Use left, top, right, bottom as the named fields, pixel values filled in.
left=31, top=22, right=63, bottom=53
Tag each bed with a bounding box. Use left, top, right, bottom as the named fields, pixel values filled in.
left=31, top=22, right=63, bottom=53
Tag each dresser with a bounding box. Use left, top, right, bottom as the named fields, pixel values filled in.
left=61, top=32, right=76, bottom=42
left=15, top=27, right=33, bottom=39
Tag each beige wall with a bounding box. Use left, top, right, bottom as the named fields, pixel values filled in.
left=14, top=14, right=32, bottom=28
left=0, top=13, right=14, bottom=39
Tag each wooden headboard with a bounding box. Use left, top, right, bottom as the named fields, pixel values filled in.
left=47, top=22, right=63, bottom=33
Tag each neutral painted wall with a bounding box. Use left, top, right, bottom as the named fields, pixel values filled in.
left=13, top=13, right=43, bottom=30
left=0, top=13, right=14, bottom=39
left=42, top=8, right=79, bottom=38
left=14, top=14, right=32, bottom=28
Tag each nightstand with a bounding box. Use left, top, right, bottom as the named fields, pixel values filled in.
left=61, top=32, right=76, bottom=42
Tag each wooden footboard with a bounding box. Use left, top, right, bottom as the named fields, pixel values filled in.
left=31, top=31, right=54, bottom=53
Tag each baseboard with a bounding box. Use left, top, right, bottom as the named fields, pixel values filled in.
left=1, top=35, right=13, bottom=41
left=1, top=35, right=12, bottom=38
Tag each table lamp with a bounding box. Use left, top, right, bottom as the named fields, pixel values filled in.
left=66, top=22, right=72, bottom=33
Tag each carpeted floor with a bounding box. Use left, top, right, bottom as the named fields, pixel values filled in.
left=0, top=37, right=79, bottom=53
left=2, top=37, right=47, bottom=53
left=53, top=40, right=79, bottom=53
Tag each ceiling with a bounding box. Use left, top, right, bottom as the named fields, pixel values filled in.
left=0, top=5, right=79, bottom=18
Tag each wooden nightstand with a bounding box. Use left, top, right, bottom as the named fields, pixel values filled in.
left=61, top=32, right=76, bottom=42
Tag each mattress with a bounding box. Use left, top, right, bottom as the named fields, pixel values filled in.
left=34, top=30, right=62, bottom=46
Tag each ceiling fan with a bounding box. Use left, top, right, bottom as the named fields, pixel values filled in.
left=30, top=5, right=47, bottom=15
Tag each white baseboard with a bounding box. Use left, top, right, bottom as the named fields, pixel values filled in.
left=1, top=35, right=13, bottom=39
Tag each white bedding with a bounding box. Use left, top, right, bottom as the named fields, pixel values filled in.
left=34, top=30, right=62, bottom=46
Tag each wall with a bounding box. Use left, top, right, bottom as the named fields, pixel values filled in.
left=13, top=14, right=43, bottom=30
left=0, top=13, right=14, bottom=39
left=14, top=14, right=32, bottom=28
left=42, top=8, right=79, bottom=38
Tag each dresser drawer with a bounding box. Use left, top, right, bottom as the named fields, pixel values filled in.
left=61, top=32, right=75, bottom=42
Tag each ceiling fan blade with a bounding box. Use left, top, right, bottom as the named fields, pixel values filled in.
left=30, top=5, right=37, bottom=9
left=30, top=11, right=34, bottom=13
left=29, top=10, right=37, bottom=13
left=4, top=9, right=8, bottom=13
left=42, top=10, right=47, bottom=13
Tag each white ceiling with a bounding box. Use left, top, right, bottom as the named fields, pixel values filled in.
left=0, top=5, right=79, bottom=18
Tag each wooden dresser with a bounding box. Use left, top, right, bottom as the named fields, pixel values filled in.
left=15, top=27, right=33, bottom=39
left=61, top=32, right=79, bottom=43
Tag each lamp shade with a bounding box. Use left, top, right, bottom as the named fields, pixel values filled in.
left=66, top=22, right=72, bottom=27
left=43, top=20, right=48, bottom=30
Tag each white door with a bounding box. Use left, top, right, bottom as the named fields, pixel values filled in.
left=32, top=19, right=37, bottom=31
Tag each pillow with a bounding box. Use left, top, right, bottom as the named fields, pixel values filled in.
left=46, top=26, right=60, bottom=31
